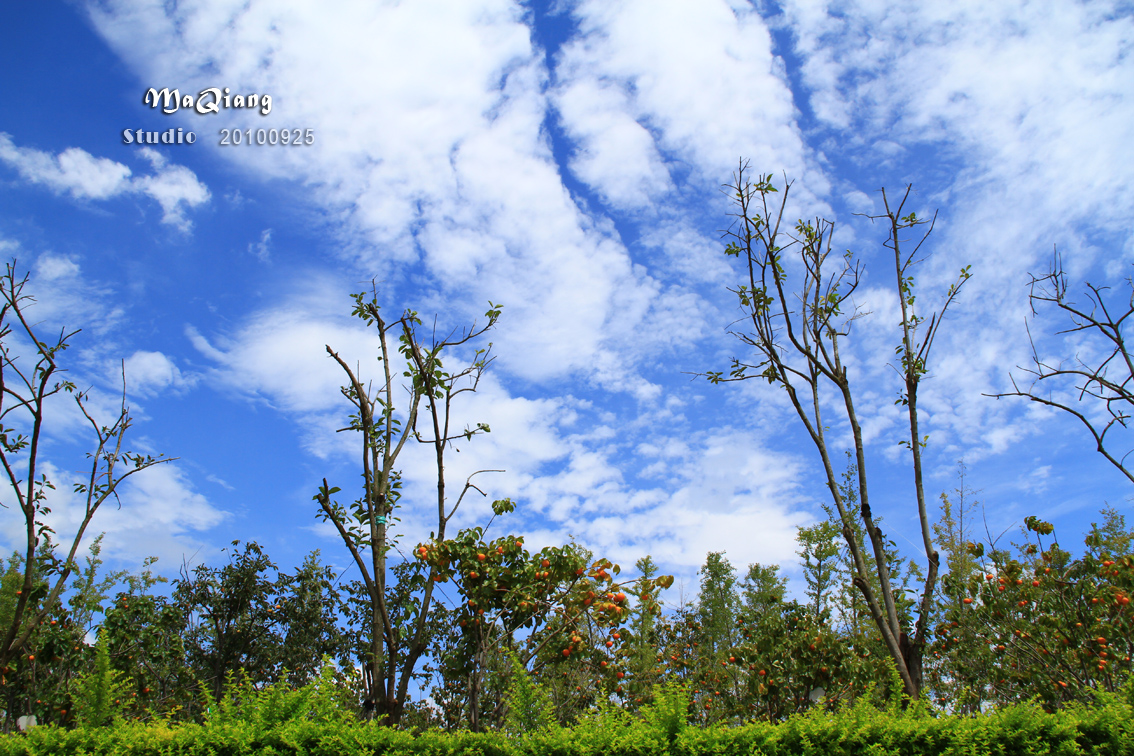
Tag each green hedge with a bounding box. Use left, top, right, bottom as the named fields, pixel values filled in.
left=3, top=693, right=1132, bottom=756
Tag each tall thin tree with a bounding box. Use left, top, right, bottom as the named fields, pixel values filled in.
left=702, top=164, right=971, bottom=698
left=314, top=286, right=502, bottom=724
left=0, top=261, right=173, bottom=676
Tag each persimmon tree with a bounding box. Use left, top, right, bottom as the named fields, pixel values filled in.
left=0, top=544, right=89, bottom=731
left=946, top=510, right=1133, bottom=711
left=726, top=595, right=852, bottom=722
left=416, top=528, right=671, bottom=730
left=313, top=287, right=502, bottom=725
left=703, top=163, right=971, bottom=699
left=658, top=555, right=868, bottom=724
left=0, top=260, right=173, bottom=679
left=101, top=583, right=192, bottom=721
left=0, top=537, right=173, bottom=730
left=989, top=252, right=1134, bottom=484
left=173, top=540, right=283, bottom=700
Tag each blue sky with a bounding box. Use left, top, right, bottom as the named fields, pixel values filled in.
left=1, top=0, right=1132, bottom=601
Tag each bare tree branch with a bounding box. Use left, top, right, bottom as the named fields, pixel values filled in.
left=986, top=250, right=1134, bottom=484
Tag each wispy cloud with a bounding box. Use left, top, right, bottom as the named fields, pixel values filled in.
left=58, top=0, right=1134, bottom=580
left=249, top=228, right=272, bottom=262
left=765, top=0, right=1134, bottom=471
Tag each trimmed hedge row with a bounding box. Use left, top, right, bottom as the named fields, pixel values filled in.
left=3, top=692, right=1132, bottom=756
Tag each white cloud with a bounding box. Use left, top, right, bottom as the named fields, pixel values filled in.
left=779, top=0, right=1134, bottom=273
left=0, top=461, right=227, bottom=568
left=0, top=133, right=210, bottom=231
left=75, top=0, right=1134, bottom=581
left=554, top=0, right=823, bottom=211
left=82, top=0, right=718, bottom=395
left=134, top=148, right=211, bottom=230
left=122, top=350, right=197, bottom=397
left=553, top=76, right=673, bottom=209
left=249, top=228, right=272, bottom=262
left=34, top=253, right=82, bottom=280
left=183, top=274, right=398, bottom=421
left=80, top=0, right=830, bottom=578
left=639, top=222, right=736, bottom=286
left=180, top=283, right=814, bottom=576
left=23, top=252, right=127, bottom=337
left=588, top=428, right=812, bottom=572
left=0, top=133, right=130, bottom=199
left=753, top=0, right=1134, bottom=474
left=386, top=380, right=812, bottom=574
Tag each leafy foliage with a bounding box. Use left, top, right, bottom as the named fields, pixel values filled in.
left=2, top=210, right=1133, bottom=737
left=502, top=649, right=554, bottom=734
left=72, top=636, right=128, bottom=728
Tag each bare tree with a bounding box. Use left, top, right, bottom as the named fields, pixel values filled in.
left=703, top=163, right=971, bottom=698
left=0, top=260, right=174, bottom=674
left=987, top=251, right=1134, bottom=484
left=313, top=286, right=502, bottom=725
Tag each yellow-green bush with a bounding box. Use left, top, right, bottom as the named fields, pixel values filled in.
left=3, top=688, right=1131, bottom=756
